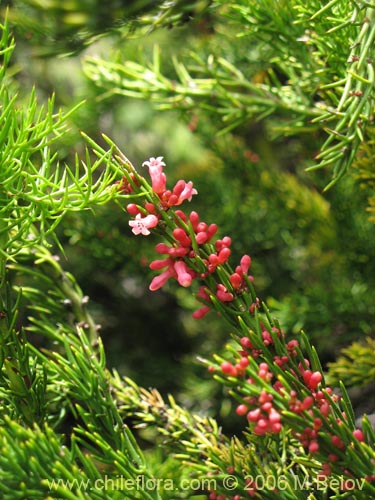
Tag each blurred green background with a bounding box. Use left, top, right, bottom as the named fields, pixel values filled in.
left=3, top=0, right=374, bottom=426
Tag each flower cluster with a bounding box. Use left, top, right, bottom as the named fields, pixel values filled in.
left=148, top=210, right=219, bottom=291
left=121, top=155, right=375, bottom=497
left=219, top=337, right=371, bottom=483
left=125, top=156, right=197, bottom=235
left=124, top=157, right=255, bottom=317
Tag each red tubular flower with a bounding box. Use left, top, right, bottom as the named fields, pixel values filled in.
left=240, top=254, right=252, bottom=274
left=218, top=247, right=231, bottom=264
left=301, top=396, right=314, bottom=411
left=353, top=429, right=364, bottom=442
left=189, top=211, right=200, bottom=229
left=236, top=404, right=249, bottom=416
left=215, top=236, right=232, bottom=250
left=170, top=247, right=190, bottom=257
left=155, top=243, right=173, bottom=254
left=208, top=253, right=219, bottom=267
left=192, top=286, right=212, bottom=319
left=216, top=284, right=234, bottom=302
left=195, top=232, right=208, bottom=244
left=240, top=337, right=253, bottom=349
left=126, top=203, right=140, bottom=215
left=196, top=286, right=210, bottom=300
left=192, top=305, right=211, bottom=319
left=247, top=409, right=261, bottom=422
left=174, top=209, right=188, bottom=222
left=144, top=202, right=156, bottom=213
left=331, top=435, right=346, bottom=450
left=229, top=273, right=242, bottom=289
left=302, top=370, right=323, bottom=391
left=173, top=228, right=192, bottom=247
left=221, top=361, right=238, bottom=377
left=309, top=440, right=319, bottom=453
left=207, top=223, right=218, bottom=239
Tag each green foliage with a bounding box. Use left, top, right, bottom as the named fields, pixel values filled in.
left=0, top=285, right=48, bottom=426
left=82, top=0, right=375, bottom=188
left=6, top=0, right=213, bottom=55
left=0, top=21, right=126, bottom=270
left=0, top=415, right=159, bottom=500
left=354, top=126, right=375, bottom=223
left=2, top=246, right=163, bottom=499
left=327, top=337, right=375, bottom=388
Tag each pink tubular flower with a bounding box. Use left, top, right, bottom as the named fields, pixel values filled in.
left=149, top=265, right=176, bottom=291
left=129, top=213, right=159, bottom=235
left=148, top=256, right=195, bottom=290
left=149, top=257, right=172, bottom=270
left=142, top=156, right=167, bottom=194
left=169, top=180, right=198, bottom=206
left=174, top=260, right=194, bottom=287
